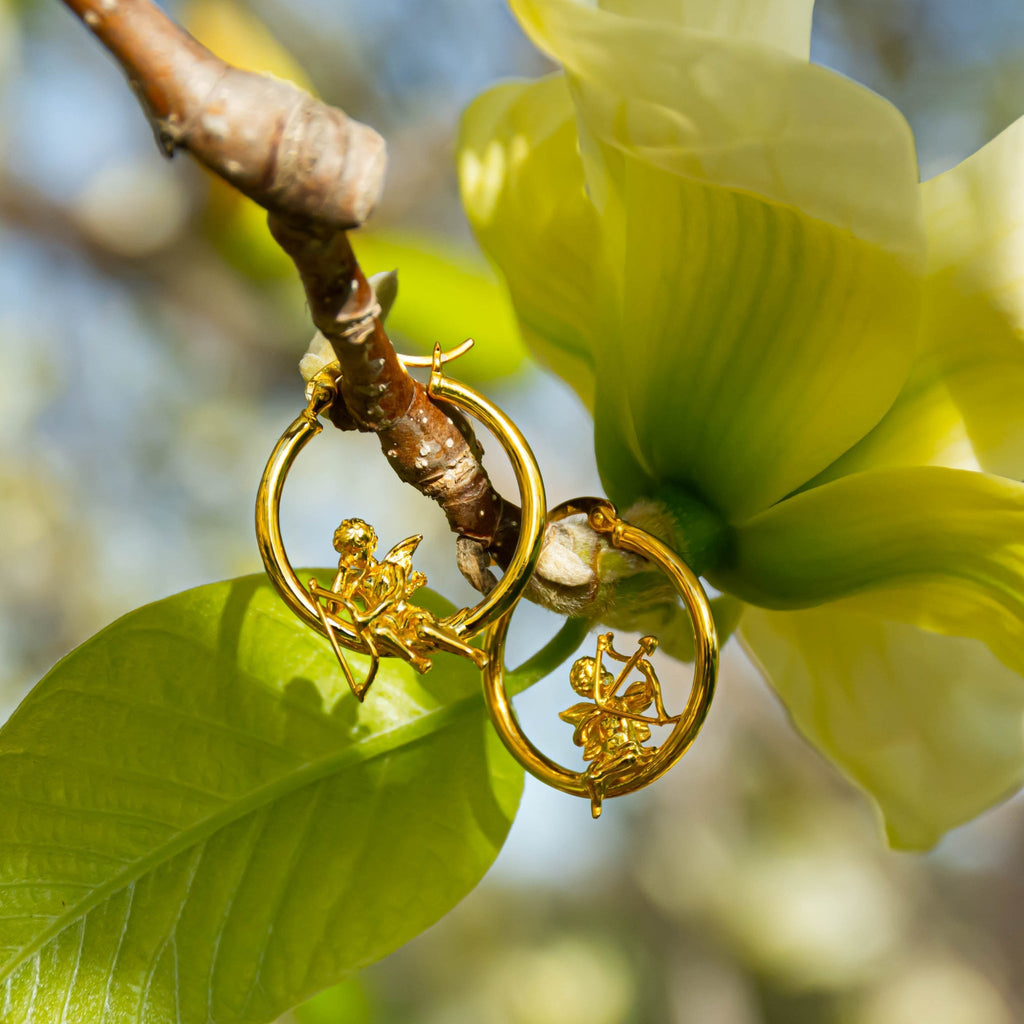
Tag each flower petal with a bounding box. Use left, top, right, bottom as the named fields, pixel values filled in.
left=588, top=155, right=924, bottom=520
left=500, top=0, right=924, bottom=519
left=719, top=466, right=1024, bottom=683
left=807, top=113, right=1024, bottom=482
left=793, top=369, right=979, bottom=486
left=741, top=603, right=1024, bottom=849
left=920, top=115, right=1024, bottom=478
left=459, top=74, right=602, bottom=409
left=509, top=0, right=922, bottom=252
left=596, top=0, right=816, bottom=60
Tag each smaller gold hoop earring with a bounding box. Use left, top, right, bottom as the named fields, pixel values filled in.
left=482, top=497, right=718, bottom=818
left=255, top=343, right=546, bottom=700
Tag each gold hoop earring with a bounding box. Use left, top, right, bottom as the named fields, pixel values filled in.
left=255, top=343, right=546, bottom=701
left=482, top=498, right=718, bottom=818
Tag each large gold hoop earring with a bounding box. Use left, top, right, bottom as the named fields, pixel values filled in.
left=482, top=498, right=718, bottom=818
left=255, top=345, right=546, bottom=700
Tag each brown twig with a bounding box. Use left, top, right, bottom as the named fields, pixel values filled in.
left=62, top=0, right=521, bottom=579
left=56, top=0, right=721, bottom=648
left=62, top=0, right=384, bottom=229
left=268, top=219, right=519, bottom=561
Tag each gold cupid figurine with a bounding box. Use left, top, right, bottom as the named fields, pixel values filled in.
left=560, top=633, right=679, bottom=817
left=308, top=518, right=487, bottom=700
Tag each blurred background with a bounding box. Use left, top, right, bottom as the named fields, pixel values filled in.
left=2, top=0, right=1024, bottom=1021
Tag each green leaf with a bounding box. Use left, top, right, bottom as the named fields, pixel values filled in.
left=292, top=978, right=374, bottom=1024
left=0, top=573, right=522, bottom=1023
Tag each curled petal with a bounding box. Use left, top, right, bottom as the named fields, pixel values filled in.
left=721, top=467, right=1024, bottom=685
left=741, top=604, right=1024, bottom=849
left=509, top=0, right=923, bottom=252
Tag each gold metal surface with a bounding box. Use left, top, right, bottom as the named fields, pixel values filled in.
left=561, top=632, right=676, bottom=816
left=255, top=343, right=547, bottom=700
left=307, top=518, right=486, bottom=699
left=482, top=498, right=718, bottom=817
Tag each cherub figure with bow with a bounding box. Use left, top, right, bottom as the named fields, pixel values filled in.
left=308, top=518, right=486, bottom=700
left=560, top=632, right=679, bottom=817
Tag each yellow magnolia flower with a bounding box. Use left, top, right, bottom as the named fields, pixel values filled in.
left=458, top=0, right=1024, bottom=849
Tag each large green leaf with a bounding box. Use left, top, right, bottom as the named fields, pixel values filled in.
left=0, top=573, right=522, bottom=1023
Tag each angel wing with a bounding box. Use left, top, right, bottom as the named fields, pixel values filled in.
left=381, top=533, right=424, bottom=574
left=559, top=702, right=598, bottom=727
left=619, top=680, right=656, bottom=715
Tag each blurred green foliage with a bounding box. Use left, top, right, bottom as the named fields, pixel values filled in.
left=352, top=231, right=527, bottom=378
left=291, top=979, right=375, bottom=1024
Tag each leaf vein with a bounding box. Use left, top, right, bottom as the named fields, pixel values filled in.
left=240, top=783, right=326, bottom=1015
left=206, top=808, right=271, bottom=1018
left=100, top=879, right=135, bottom=1020
left=301, top=759, right=391, bottom=992
left=35, top=686, right=310, bottom=763
left=0, top=690, right=481, bottom=985
left=3, top=792, right=184, bottom=833
left=57, top=916, right=86, bottom=1024
left=140, top=839, right=205, bottom=1021
left=0, top=752, right=225, bottom=804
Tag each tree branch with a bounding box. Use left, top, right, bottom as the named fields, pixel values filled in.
left=62, top=0, right=384, bottom=229
left=268, top=219, right=520, bottom=560
left=62, top=0, right=698, bottom=636
left=61, top=0, right=523, bottom=578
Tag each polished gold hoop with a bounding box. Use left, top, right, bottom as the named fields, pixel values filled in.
left=255, top=347, right=546, bottom=696
left=482, top=497, right=718, bottom=817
